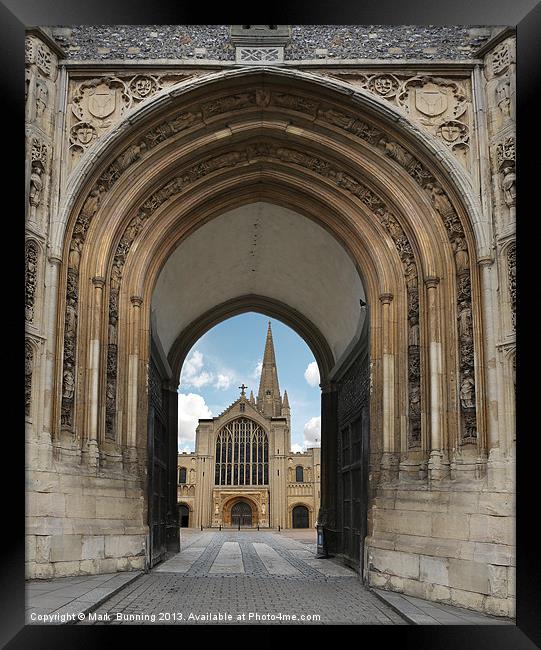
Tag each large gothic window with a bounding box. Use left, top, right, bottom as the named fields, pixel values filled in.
left=178, top=467, right=187, bottom=484
left=295, top=465, right=304, bottom=482
left=215, top=418, right=269, bottom=486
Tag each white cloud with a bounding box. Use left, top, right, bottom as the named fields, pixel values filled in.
left=304, top=361, right=320, bottom=387
left=178, top=393, right=212, bottom=449
left=291, top=443, right=304, bottom=453
left=214, top=373, right=233, bottom=390
left=303, top=416, right=321, bottom=448
left=252, top=359, right=263, bottom=379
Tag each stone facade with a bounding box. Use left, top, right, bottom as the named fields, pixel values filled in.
left=25, top=25, right=515, bottom=619
left=177, top=323, right=321, bottom=529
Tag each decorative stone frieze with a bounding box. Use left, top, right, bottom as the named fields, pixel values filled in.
left=67, top=72, right=203, bottom=168
left=25, top=340, right=34, bottom=417
left=25, top=240, right=39, bottom=323
left=507, top=242, right=516, bottom=332
left=320, top=72, right=472, bottom=169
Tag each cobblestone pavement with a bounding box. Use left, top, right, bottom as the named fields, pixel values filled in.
left=79, top=530, right=407, bottom=625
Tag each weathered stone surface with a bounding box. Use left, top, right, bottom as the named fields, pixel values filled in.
left=420, top=555, right=449, bottom=586
left=65, top=494, right=97, bottom=518
left=469, top=514, right=515, bottom=545
left=50, top=534, right=82, bottom=562
left=53, top=560, right=82, bottom=577
left=450, top=587, right=486, bottom=612
left=35, top=535, right=51, bottom=563
left=369, top=548, right=420, bottom=579
left=431, top=512, right=470, bottom=540
left=473, top=542, right=515, bottom=566
left=478, top=492, right=514, bottom=516
left=488, top=564, right=508, bottom=598
left=448, top=559, right=490, bottom=594
left=104, top=534, right=145, bottom=558
left=81, top=535, right=105, bottom=560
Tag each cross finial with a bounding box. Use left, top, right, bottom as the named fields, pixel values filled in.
left=239, top=383, right=248, bottom=396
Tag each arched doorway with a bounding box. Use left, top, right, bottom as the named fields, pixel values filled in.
left=178, top=504, right=190, bottom=528
left=231, top=500, right=253, bottom=528
left=49, top=66, right=494, bottom=609
left=292, top=505, right=310, bottom=529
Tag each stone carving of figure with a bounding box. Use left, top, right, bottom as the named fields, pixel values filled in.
left=214, top=502, right=219, bottom=515
left=110, top=258, right=122, bottom=292
left=460, top=373, right=476, bottom=409
left=458, top=303, right=472, bottom=340
left=404, top=258, right=418, bottom=289
left=377, top=137, right=414, bottom=168
left=108, top=314, right=117, bottom=343
left=261, top=503, right=266, bottom=514
left=453, top=237, right=470, bottom=273
left=425, top=182, right=453, bottom=217
left=65, top=298, right=77, bottom=335
left=62, top=369, right=75, bottom=401
left=68, top=238, right=83, bottom=270
left=409, top=317, right=420, bottom=347
left=306, top=467, right=312, bottom=482
left=501, top=169, right=516, bottom=214
left=115, top=141, right=147, bottom=173
left=496, top=80, right=511, bottom=118
left=35, top=80, right=48, bottom=118
left=80, top=187, right=102, bottom=222
left=29, top=164, right=43, bottom=208
left=288, top=466, right=293, bottom=482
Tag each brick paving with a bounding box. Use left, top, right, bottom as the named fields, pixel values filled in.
left=78, top=530, right=407, bottom=625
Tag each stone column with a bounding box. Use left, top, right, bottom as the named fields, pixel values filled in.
left=425, top=277, right=447, bottom=481
left=126, top=295, right=143, bottom=468
left=379, top=293, right=397, bottom=481
left=43, top=256, right=62, bottom=442
left=84, top=276, right=105, bottom=467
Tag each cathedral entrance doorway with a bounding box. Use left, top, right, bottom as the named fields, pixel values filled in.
left=292, top=505, right=310, bottom=529
left=231, top=500, right=253, bottom=528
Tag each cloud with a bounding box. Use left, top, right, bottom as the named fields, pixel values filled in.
left=178, top=393, right=212, bottom=449
left=304, top=361, right=320, bottom=387
left=291, top=443, right=304, bottom=453
left=180, top=350, right=236, bottom=391
left=214, top=373, right=233, bottom=390
left=252, top=359, right=263, bottom=380
left=303, top=416, right=321, bottom=448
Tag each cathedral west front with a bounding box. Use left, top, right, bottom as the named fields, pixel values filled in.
left=177, top=323, right=321, bottom=530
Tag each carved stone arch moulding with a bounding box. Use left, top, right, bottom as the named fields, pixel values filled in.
left=58, top=77, right=479, bottom=449
left=101, top=141, right=423, bottom=445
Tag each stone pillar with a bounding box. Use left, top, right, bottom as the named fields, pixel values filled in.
left=425, top=277, right=447, bottom=481
left=379, top=293, right=397, bottom=481
left=166, top=381, right=180, bottom=551
left=84, top=276, right=105, bottom=467
left=126, top=295, right=143, bottom=467
left=43, top=256, right=62, bottom=441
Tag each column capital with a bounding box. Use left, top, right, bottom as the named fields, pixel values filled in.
left=319, top=379, right=337, bottom=394
left=379, top=292, right=393, bottom=304
left=48, top=255, right=63, bottom=265
left=130, top=295, right=144, bottom=307
left=92, top=276, right=106, bottom=288
left=424, top=276, right=440, bottom=288
left=477, top=256, right=495, bottom=267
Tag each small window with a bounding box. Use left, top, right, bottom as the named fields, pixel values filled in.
left=179, top=467, right=187, bottom=484
left=295, top=465, right=304, bottom=482
left=266, top=390, right=271, bottom=395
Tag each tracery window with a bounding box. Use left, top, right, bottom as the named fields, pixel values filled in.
left=215, top=418, right=268, bottom=486
left=178, top=467, right=187, bottom=484
left=295, top=465, right=304, bottom=482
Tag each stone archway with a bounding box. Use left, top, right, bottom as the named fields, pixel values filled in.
left=222, top=496, right=259, bottom=528
left=29, top=64, right=514, bottom=615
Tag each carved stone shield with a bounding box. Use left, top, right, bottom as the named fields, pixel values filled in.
left=415, top=88, right=448, bottom=116
left=88, top=84, right=116, bottom=118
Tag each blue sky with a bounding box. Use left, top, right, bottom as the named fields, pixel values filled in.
left=177, top=313, right=321, bottom=453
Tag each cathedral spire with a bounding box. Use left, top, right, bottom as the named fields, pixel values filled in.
left=257, top=321, right=282, bottom=417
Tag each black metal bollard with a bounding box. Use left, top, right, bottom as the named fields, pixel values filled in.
left=257, top=524, right=260, bottom=531
left=201, top=524, right=203, bottom=531
left=238, top=521, right=240, bottom=531
left=219, top=524, right=221, bottom=531
left=278, top=524, right=280, bottom=532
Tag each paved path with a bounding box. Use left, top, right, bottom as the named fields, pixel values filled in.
left=79, top=530, right=407, bottom=625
